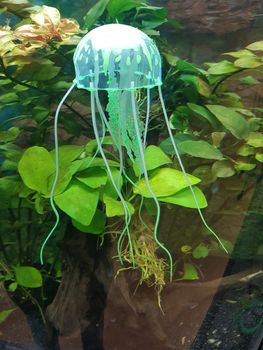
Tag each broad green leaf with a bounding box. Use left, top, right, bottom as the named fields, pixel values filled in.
left=160, top=186, right=207, bottom=209
left=83, top=0, right=110, bottom=29
left=103, top=194, right=134, bottom=217
left=50, top=145, right=84, bottom=167
left=237, top=144, right=255, bottom=156
left=211, top=132, right=226, bottom=147
left=0, top=127, right=20, bottom=142
left=187, top=103, right=218, bottom=127
left=18, top=146, right=55, bottom=195
left=108, top=0, right=144, bottom=17
left=160, top=134, right=197, bottom=156
left=76, top=157, right=119, bottom=171
left=212, top=160, right=235, bottom=178
left=246, top=132, right=263, bottom=147
left=47, top=161, right=82, bottom=196
left=182, top=263, right=199, bottom=280
left=180, top=75, right=210, bottom=97
left=234, top=56, right=262, bottom=69
left=192, top=244, right=209, bottom=259
left=85, top=136, right=113, bottom=154
left=255, top=153, right=263, bottom=162
left=239, top=76, right=260, bottom=85
left=76, top=167, right=107, bottom=188
left=192, top=165, right=216, bottom=184
left=206, top=60, right=239, bottom=75
left=206, top=105, right=249, bottom=139
left=32, top=106, right=49, bottom=123
left=54, top=180, right=99, bottom=226
left=103, top=168, right=123, bottom=199
left=72, top=209, right=106, bottom=234
left=0, top=92, right=18, bottom=103
left=0, top=308, right=16, bottom=323
left=133, top=145, right=172, bottom=176
left=162, top=52, right=179, bottom=66
left=178, top=140, right=224, bottom=160
left=14, top=266, right=42, bottom=288
left=224, top=49, right=255, bottom=58
left=134, top=168, right=201, bottom=198
left=235, top=162, right=256, bottom=171
left=246, top=41, right=263, bottom=51
left=17, top=63, right=60, bottom=81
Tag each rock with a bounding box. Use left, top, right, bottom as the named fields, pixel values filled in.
left=167, top=0, right=261, bottom=34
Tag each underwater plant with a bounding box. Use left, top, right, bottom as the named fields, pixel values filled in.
left=40, top=23, right=227, bottom=281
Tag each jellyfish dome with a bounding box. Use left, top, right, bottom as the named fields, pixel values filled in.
left=41, top=24, right=227, bottom=281
left=73, top=24, right=162, bottom=90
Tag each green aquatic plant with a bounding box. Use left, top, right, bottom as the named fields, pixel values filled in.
left=40, top=23, right=227, bottom=283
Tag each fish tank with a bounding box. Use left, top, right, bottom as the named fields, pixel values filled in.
left=0, top=1, right=263, bottom=349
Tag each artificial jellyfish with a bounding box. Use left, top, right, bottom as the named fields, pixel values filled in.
left=40, top=24, right=227, bottom=279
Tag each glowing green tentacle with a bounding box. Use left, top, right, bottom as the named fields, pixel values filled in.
left=40, top=82, right=76, bottom=265
left=131, top=82, right=173, bottom=281
left=93, top=89, right=134, bottom=265
left=158, top=85, right=228, bottom=254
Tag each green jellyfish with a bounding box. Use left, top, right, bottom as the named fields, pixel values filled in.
left=41, top=24, right=227, bottom=279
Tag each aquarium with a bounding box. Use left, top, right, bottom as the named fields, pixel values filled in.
left=0, top=1, right=263, bottom=349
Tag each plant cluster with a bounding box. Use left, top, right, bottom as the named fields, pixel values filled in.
left=0, top=0, right=263, bottom=319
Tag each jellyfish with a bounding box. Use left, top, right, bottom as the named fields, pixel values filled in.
left=40, top=24, right=227, bottom=279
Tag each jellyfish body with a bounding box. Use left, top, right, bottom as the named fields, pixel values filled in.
left=41, top=24, right=227, bottom=279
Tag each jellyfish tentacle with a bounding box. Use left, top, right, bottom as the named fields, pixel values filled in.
left=130, top=82, right=173, bottom=281
left=91, top=85, right=134, bottom=265
left=94, top=91, right=133, bottom=258
left=143, top=87, right=151, bottom=147
left=95, top=92, right=151, bottom=249
left=40, top=82, right=76, bottom=265
left=158, top=86, right=228, bottom=254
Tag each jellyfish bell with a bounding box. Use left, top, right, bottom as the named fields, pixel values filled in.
left=40, top=24, right=227, bottom=279
left=73, top=23, right=162, bottom=91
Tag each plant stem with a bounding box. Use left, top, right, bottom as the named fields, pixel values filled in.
left=211, top=68, right=245, bottom=95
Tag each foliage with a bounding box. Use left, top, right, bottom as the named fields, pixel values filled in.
left=0, top=0, right=263, bottom=313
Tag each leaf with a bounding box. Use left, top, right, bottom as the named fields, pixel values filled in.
left=72, top=209, right=106, bottom=234
left=0, top=308, right=16, bottom=324
left=160, top=134, right=197, bottom=156
left=76, top=168, right=108, bottom=188
left=17, top=63, right=60, bottom=81
left=224, top=49, right=255, bottom=58
left=54, top=180, right=99, bottom=226
left=18, top=146, right=55, bottom=195
left=103, top=194, right=134, bottom=217
left=83, top=0, right=110, bottom=29
left=103, top=167, right=123, bottom=199
left=234, top=56, right=262, bottom=69
left=162, top=52, right=179, bottom=66
left=14, top=266, right=42, bottom=288
left=246, top=132, right=263, bottom=148
left=107, top=0, right=144, bottom=18
left=182, top=263, right=199, bottom=280
left=134, top=168, right=201, bottom=198
left=212, top=160, right=235, bottom=178
left=255, top=153, right=263, bottom=162
left=239, top=76, right=260, bottom=85
left=160, top=186, right=207, bottom=209
left=235, top=162, right=256, bottom=171
left=133, top=145, right=172, bottom=176
left=211, top=132, right=226, bottom=147
left=246, top=41, right=263, bottom=51
left=237, top=144, right=255, bottom=156
left=192, top=165, right=216, bottom=184
left=207, top=60, right=239, bottom=75
left=206, top=105, right=249, bottom=139
left=192, top=244, right=209, bottom=259
left=0, top=127, right=20, bottom=142
left=187, top=103, right=218, bottom=127
left=180, top=75, right=210, bottom=97
left=50, top=145, right=84, bottom=167
left=178, top=140, right=224, bottom=160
